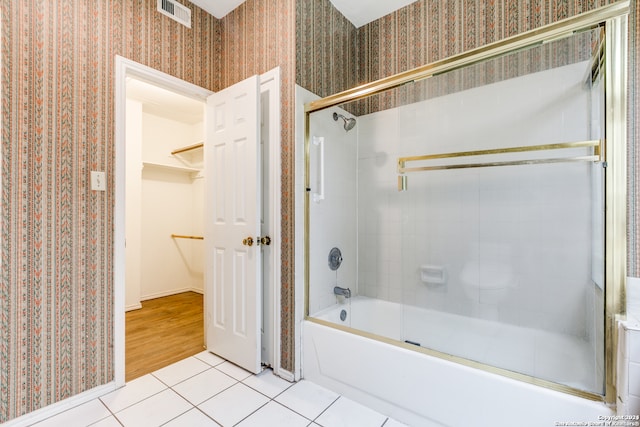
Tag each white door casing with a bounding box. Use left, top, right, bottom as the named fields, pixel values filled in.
left=205, top=75, right=262, bottom=374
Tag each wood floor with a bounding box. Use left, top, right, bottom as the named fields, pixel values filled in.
left=125, top=291, right=204, bottom=381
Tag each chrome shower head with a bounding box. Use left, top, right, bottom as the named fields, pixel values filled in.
left=333, top=112, right=356, bottom=131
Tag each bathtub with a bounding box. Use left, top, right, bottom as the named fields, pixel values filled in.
left=303, top=296, right=612, bottom=427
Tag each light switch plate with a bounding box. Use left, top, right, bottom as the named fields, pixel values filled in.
left=91, top=171, right=106, bottom=191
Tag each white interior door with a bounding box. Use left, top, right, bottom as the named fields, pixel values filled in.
left=205, top=75, right=262, bottom=374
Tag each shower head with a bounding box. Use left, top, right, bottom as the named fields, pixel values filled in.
left=333, top=112, right=356, bottom=132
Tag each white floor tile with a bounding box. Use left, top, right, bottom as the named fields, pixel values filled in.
left=100, top=374, right=167, bottom=413
left=198, top=383, right=269, bottom=426
left=316, top=396, right=387, bottom=427
left=195, top=350, right=226, bottom=367
left=152, top=357, right=211, bottom=386
left=215, top=361, right=253, bottom=381
left=382, top=418, right=409, bottom=427
left=236, top=401, right=310, bottom=427
left=163, top=408, right=221, bottom=427
left=33, top=399, right=111, bottom=427
left=274, top=380, right=339, bottom=420
left=242, top=369, right=293, bottom=398
left=89, top=416, right=123, bottom=427
left=115, top=389, right=192, bottom=427
left=172, top=367, right=237, bottom=405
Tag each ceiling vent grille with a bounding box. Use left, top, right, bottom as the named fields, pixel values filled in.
left=157, top=0, right=191, bottom=28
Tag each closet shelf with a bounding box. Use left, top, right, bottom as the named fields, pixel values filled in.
left=142, top=162, right=200, bottom=174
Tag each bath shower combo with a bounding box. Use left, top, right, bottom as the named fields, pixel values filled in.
left=303, top=3, right=628, bottom=426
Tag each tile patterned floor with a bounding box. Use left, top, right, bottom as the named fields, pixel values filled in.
left=32, top=351, right=406, bottom=427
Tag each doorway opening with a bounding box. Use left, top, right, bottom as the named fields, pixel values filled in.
left=124, top=77, right=206, bottom=380
left=114, top=57, right=282, bottom=386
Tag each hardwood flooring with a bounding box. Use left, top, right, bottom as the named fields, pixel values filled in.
left=125, top=291, right=204, bottom=381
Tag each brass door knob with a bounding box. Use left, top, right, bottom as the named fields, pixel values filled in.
left=242, top=237, right=254, bottom=246
left=260, top=236, right=271, bottom=246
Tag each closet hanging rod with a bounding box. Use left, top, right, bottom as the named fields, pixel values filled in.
left=171, top=142, right=203, bottom=155
left=397, top=139, right=602, bottom=174
left=171, top=234, right=204, bottom=240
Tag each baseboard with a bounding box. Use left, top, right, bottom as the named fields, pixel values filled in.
left=140, top=287, right=203, bottom=301
left=125, top=302, right=143, bottom=312
left=3, top=382, right=118, bottom=427
left=275, top=367, right=295, bottom=382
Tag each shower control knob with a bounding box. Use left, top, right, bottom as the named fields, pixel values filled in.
left=260, top=236, right=271, bottom=246
left=242, top=237, right=254, bottom=247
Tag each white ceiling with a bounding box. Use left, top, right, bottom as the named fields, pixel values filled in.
left=188, top=0, right=245, bottom=20
left=126, top=78, right=204, bottom=124
left=189, top=0, right=418, bottom=28
left=327, top=0, right=418, bottom=28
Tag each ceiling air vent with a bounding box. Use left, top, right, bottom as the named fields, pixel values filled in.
left=157, top=0, right=191, bottom=28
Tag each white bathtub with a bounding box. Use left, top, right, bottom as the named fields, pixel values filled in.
left=303, top=296, right=612, bottom=427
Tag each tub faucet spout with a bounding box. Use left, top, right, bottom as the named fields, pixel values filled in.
left=334, top=286, right=351, bottom=298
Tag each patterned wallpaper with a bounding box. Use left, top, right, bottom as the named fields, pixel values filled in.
left=295, top=0, right=359, bottom=99
left=0, top=0, right=218, bottom=422
left=214, top=0, right=297, bottom=374
left=0, top=0, right=298, bottom=422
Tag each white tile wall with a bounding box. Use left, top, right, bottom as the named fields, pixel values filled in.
left=300, top=87, right=358, bottom=315
left=356, top=60, right=600, bottom=338
left=619, top=277, right=640, bottom=416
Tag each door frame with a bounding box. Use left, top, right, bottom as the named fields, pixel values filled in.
left=257, top=67, right=282, bottom=373
left=114, top=56, right=282, bottom=385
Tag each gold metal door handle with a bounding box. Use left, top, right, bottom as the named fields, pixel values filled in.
left=242, top=237, right=254, bottom=246
left=260, top=236, right=271, bottom=246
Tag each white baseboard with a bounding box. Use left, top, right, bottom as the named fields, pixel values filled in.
left=3, top=382, right=118, bottom=427
left=125, top=288, right=203, bottom=311
left=125, top=302, right=143, bottom=312
left=275, top=367, right=295, bottom=382
left=140, top=287, right=203, bottom=302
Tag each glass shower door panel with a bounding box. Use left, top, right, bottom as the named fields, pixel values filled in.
left=395, top=29, right=605, bottom=394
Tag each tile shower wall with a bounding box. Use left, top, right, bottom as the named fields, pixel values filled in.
left=354, top=0, right=639, bottom=277
left=308, top=114, right=357, bottom=315
left=296, top=0, right=638, bottom=276
left=357, top=60, right=599, bottom=336
left=295, top=86, right=357, bottom=317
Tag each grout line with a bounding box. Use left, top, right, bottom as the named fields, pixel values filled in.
left=156, top=406, right=193, bottom=427
left=311, top=395, right=341, bottom=424
left=168, top=373, right=238, bottom=408
left=99, top=382, right=168, bottom=416
left=86, top=400, right=125, bottom=427
left=230, top=400, right=271, bottom=426
left=267, top=399, right=314, bottom=425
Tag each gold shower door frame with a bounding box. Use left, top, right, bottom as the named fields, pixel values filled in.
left=303, top=1, right=629, bottom=404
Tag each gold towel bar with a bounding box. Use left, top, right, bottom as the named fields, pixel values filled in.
left=397, top=139, right=602, bottom=174
left=171, top=234, right=204, bottom=240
